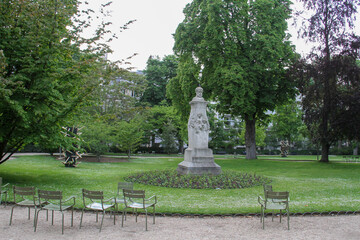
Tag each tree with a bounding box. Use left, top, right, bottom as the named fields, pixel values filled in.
left=114, top=119, right=144, bottom=159
left=141, top=55, right=178, bottom=106
left=168, top=0, right=297, bottom=159
left=0, top=0, right=125, bottom=163
left=294, top=0, right=360, bottom=162
left=271, top=99, right=303, bottom=147
left=161, top=120, right=178, bottom=154
left=144, top=105, right=185, bottom=153
left=81, top=118, right=111, bottom=161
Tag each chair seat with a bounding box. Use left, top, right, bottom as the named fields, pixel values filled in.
left=129, top=202, right=154, bottom=209
left=265, top=202, right=287, bottom=210
left=17, top=199, right=39, bottom=207
left=42, top=203, right=73, bottom=211
left=86, top=202, right=115, bottom=211
left=113, top=198, right=125, bottom=204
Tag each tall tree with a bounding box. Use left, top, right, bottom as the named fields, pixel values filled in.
left=141, top=55, right=178, bottom=106
left=271, top=99, right=303, bottom=146
left=294, top=0, right=360, bottom=162
left=0, top=0, right=125, bottom=163
left=168, top=0, right=296, bottom=159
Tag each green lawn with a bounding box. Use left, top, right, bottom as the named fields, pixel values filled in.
left=1, top=155, right=359, bottom=215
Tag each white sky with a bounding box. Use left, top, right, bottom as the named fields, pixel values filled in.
left=84, top=0, right=356, bottom=71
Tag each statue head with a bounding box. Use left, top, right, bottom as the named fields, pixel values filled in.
left=195, top=86, right=203, bottom=98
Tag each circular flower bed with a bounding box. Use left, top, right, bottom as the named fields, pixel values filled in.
left=124, top=170, right=271, bottom=189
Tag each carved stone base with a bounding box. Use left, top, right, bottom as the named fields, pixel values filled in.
left=177, top=148, right=222, bottom=175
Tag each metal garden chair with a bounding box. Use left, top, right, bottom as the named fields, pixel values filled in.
left=0, top=177, right=9, bottom=206
left=10, top=186, right=39, bottom=227
left=80, top=189, right=117, bottom=232
left=258, top=191, right=290, bottom=230
left=121, top=189, right=157, bottom=231
left=35, top=190, right=75, bottom=234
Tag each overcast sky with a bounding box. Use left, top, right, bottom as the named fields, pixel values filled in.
left=84, top=0, right=355, bottom=71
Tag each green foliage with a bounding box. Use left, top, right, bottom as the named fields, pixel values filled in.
left=238, top=122, right=267, bottom=147
left=113, top=119, right=144, bottom=159
left=0, top=0, right=123, bottom=163
left=81, top=118, right=111, bottom=157
left=124, top=170, right=270, bottom=189
left=294, top=0, right=360, bottom=162
left=271, top=99, right=303, bottom=144
left=169, top=0, right=297, bottom=159
left=160, top=120, right=178, bottom=154
left=142, top=55, right=178, bottom=106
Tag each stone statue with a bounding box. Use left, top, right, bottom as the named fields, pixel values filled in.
left=280, top=140, right=289, bottom=157
left=177, top=86, right=222, bottom=175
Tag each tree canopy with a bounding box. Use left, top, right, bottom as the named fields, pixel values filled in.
left=168, top=0, right=297, bottom=159
left=0, top=0, right=123, bottom=163
left=141, top=55, right=178, bottom=106
left=294, top=0, right=360, bottom=162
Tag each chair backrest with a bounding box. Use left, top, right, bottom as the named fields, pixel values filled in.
left=123, top=189, right=145, bottom=206
left=38, top=190, right=63, bottom=209
left=13, top=185, right=36, bottom=203
left=265, top=191, right=289, bottom=201
left=117, top=182, right=133, bottom=195
left=38, top=190, right=62, bottom=200
left=263, top=184, right=273, bottom=193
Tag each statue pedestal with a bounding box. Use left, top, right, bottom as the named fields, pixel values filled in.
left=177, top=148, right=221, bottom=175
left=176, top=86, right=221, bottom=175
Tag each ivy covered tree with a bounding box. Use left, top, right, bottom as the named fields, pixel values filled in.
left=0, top=0, right=127, bottom=163
left=168, top=0, right=297, bottom=159
left=293, top=0, right=360, bottom=162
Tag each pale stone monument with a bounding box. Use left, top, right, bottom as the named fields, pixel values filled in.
left=177, top=86, right=222, bottom=175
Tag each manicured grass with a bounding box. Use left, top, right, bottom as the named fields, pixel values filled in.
left=0, top=155, right=359, bottom=215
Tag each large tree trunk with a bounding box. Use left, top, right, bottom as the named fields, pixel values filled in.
left=320, top=142, right=330, bottom=162
left=245, top=116, right=257, bottom=159
left=353, top=142, right=358, bottom=156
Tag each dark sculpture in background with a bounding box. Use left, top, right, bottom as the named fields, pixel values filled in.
left=280, top=140, right=289, bottom=157
left=62, top=127, right=82, bottom=167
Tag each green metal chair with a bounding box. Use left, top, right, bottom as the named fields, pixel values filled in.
left=263, top=184, right=273, bottom=193
left=121, top=189, right=157, bottom=231
left=80, top=189, right=117, bottom=232
left=258, top=191, right=290, bottom=230
left=10, top=186, right=39, bottom=227
left=0, top=177, right=9, bottom=206
left=35, top=190, right=75, bottom=234
left=113, top=182, right=133, bottom=206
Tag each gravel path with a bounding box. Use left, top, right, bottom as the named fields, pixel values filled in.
left=1, top=206, right=359, bottom=240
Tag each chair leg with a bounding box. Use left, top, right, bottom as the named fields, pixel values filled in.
left=145, top=209, right=148, bottom=231
left=153, top=205, right=156, bottom=224
left=9, top=206, right=15, bottom=225
left=96, top=211, right=98, bottom=222
left=262, top=208, right=265, bottom=229
left=121, top=210, right=125, bottom=227
left=100, top=211, right=105, bottom=232
left=287, top=210, right=290, bottom=230
left=71, top=208, right=74, bottom=227
left=52, top=210, right=54, bottom=225
left=62, top=212, right=64, bottom=234
left=28, top=207, right=31, bottom=220
left=135, top=209, right=138, bottom=222
left=80, top=209, right=84, bottom=229
left=280, top=210, right=282, bottom=223
left=34, top=209, right=41, bottom=232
